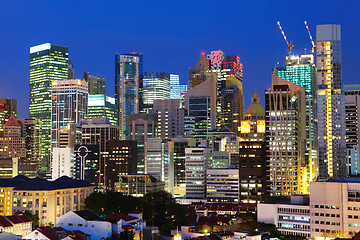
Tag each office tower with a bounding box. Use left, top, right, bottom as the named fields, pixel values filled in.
left=145, top=138, right=174, bottom=194
left=68, top=59, right=75, bottom=79
left=115, top=53, right=143, bottom=139
left=74, top=144, right=99, bottom=185
left=104, top=140, right=137, bottom=190
left=29, top=43, right=68, bottom=172
left=153, top=99, right=184, bottom=139
left=172, top=137, right=196, bottom=196
left=185, top=147, right=211, bottom=199
left=0, top=115, right=26, bottom=158
left=18, top=118, right=41, bottom=167
left=143, top=72, right=171, bottom=111
left=316, top=24, right=346, bottom=179
left=51, top=79, right=88, bottom=148
left=189, top=53, right=211, bottom=89
left=276, top=54, right=316, bottom=181
left=239, top=92, right=268, bottom=203
left=207, top=129, right=239, bottom=152
left=170, top=74, right=181, bottom=99
left=130, top=113, right=157, bottom=174
left=206, top=168, right=239, bottom=202
left=88, top=95, right=118, bottom=126
left=184, top=73, right=217, bottom=139
left=51, top=147, right=74, bottom=180
left=0, top=158, right=37, bottom=179
left=266, top=75, right=307, bottom=196
left=210, top=151, right=229, bottom=168
left=0, top=98, right=17, bottom=130
left=81, top=117, right=119, bottom=190
left=84, top=72, right=105, bottom=95
left=58, top=123, right=82, bottom=148
left=343, top=85, right=360, bottom=175
left=220, top=77, right=243, bottom=134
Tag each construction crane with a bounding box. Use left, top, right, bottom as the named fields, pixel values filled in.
left=277, top=21, right=294, bottom=55
left=304, top=20, right=316, bottom=53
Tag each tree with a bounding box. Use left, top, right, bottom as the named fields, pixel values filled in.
left=24, top=210, right=39, bottom=230
left=105, top=230, right=135, bottom=240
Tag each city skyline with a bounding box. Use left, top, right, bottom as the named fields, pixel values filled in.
left=0, top=1, right=359, bottom=118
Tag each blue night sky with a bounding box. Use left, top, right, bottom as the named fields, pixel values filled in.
left=0, top=0, right=359, bottom=118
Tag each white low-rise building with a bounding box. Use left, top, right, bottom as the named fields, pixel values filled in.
left=257, top=195, right=310, bottom=238
left=56, top=210, right=112, bottom=240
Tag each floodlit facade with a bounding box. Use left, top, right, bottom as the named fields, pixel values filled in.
left=239, top=92, right=268, bottom=203
left=310, top=178, right=360, bottom=239
left=115, top=53, right=143, bottom=139
left=51, top=79, right=88, bottom=148
left=29, top=43, right=68, bottom=172
left=266, top=75, right=307, bottom=196
left=316, top=24, right=346, bottom=180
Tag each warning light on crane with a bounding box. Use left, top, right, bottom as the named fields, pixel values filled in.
left=277, top=21, right=294, bottom=55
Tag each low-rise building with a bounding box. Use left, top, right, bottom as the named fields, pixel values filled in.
left=0, top=212, right=32, bottom=236
left=257, top=195, right=310, bottom=238
left=310, top=177, right=360, bottom=239
left=0, top=175, right=94, bottom=226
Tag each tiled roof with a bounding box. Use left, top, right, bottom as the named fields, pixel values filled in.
left=128, top=209, right=143, bottom=214
left=0, top=175, right=93, bottom=191
left=74, top=210, right=101, bottom=221
left=105, top=213, right=138, bottom=222
left=0, top=216, right=13, bottom=228
left=122, top=225, right=135, bottom=230
left=36, top=226, right=59, bottom=240
left=6, top=215, right=22, bottom=224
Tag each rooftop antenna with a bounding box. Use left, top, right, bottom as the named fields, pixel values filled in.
left=277, top=21, right=294, bottom=55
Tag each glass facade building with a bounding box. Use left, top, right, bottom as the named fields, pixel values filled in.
left=88, top=95, right=118, bottom=126
left=29, top=43, right=68, bottom=172
left=115, top=53, right=143, bottom=139
left=143, top=72, right=171, bottom=111
left=51, top=79, right=88, bottom=148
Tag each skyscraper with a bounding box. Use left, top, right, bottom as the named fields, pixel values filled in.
left=143, top=72, right=171, bottom=111
left=83, top=72, right=105, bottom=95
left=316, top=24, right=346, bottom=179
left=51, top=79, right=88, bottom=148
left=88, top=95, right=118, bottom=126
left=276, top=54, right=316, bottom=181
left=29, top=43, right=68, bottom=172
left=189, top=53, right=210, bottom=89
left=115, top=53, right=143, bottom=139
left=0, top=98, right=17, bottom=130
left=239, top=91, right=268, bottom=203
left=266, top=74, right=307, bottom=196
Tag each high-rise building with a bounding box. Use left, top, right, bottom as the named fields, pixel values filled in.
left=115, top=53, right=143, bottom=139
left=51, top=147, right=74, bottom=180
left=143, top=72, right=171, bottom=111
left=51, top=79, right=88, bottom=148
left=316, top=24, right=346, bottom=180
left=276, top=55, right=316, bottom=181
left=29, top=43, right=68, bottom=172
left=130, top=113, right=157, bottom=174
left=88, top=95, right=118, bottom=126
left=239, top=92, right=268, bottom=203
left=73, top=144, right=99, bottom=186
left=153, top=99, right=184, bottom=139
left=145, top=138, right=174, bottom=194
left=104, top=140, right=137, bottom=190
left=18, top=118, right=41, bottom=167
left=81, top=117, right=119, bottom=190
left=0, top=115, right=26, bottom=159
left=188, top=53, right=211, bottom=89
left=266, top=75, right=307, bottom=196
left=170, top=74, right=181, bottom=99
left=184, top=73, right=217, bottom=139
left=83, top=72, right=105, bottom=95
left=58, top=123, right=82, bottom=148
left=343, top=84, right=360, bottom=175
left=185, top=147, right=211, bottom=199
left=206, top=168, right=239, bottom=202
left=68, top=59, right=75, bottom=79
left=0, top=98, right=17, bottom=130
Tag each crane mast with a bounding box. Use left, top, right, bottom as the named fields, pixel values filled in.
left=304, top=20, right=316, bottom=53
left=277, top=21, right=294, bottom=55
